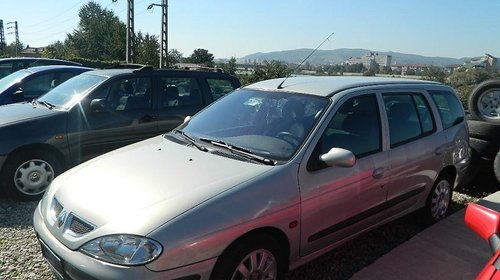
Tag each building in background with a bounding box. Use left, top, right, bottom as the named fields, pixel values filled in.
left=344, top=52, right=392, bottom=68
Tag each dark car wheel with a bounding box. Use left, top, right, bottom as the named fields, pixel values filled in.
left=210, top=234, right=285, bottom=280
left=494, top=151, right=500, bottom=184
left=468, top=80, right=500, bottom=124
left=1, top=150, right=62, bottom=201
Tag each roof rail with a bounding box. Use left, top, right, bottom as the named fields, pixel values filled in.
left=108, top=63, right=149, bottom=70
left=176, top=64, right=224, bottom=73
left=133, top=65, right=154, bottom=72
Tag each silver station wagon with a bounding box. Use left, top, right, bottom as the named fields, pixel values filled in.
left=34, top=76, right=470, bottom=280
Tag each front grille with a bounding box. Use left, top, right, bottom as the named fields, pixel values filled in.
left=68, top=215, right=94, bottom=236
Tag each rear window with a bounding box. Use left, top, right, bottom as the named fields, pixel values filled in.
left=428, top=90, right=465, bottom=129
left=207, top=78, right=237, bottom=101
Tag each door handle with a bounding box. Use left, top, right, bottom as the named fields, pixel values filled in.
left=372, top=167, right=385, bottom=179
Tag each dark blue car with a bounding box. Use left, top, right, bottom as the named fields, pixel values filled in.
left=0, top=65, right=92, bottom=105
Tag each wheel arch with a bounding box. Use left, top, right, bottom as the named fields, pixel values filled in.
left=214, top=226, right=291, bottom=272
left=3, top=143, right=67, bottom=171
left=439, top=165, right=456, bottom=184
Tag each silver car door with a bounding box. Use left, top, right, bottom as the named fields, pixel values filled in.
left=298, top=92, right=389, bottom=256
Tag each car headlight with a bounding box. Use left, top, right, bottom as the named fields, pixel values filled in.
left=80, top=234, right=162, bottom=265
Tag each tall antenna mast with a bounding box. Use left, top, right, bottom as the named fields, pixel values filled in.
left=277, top=31, right=334, bottom=89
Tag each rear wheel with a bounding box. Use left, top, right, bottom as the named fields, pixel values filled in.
left=210, top=234, right=285, bottom=280
left=1, top=150, right=62, bottom=201
left=420, top=174, right=453, bottom=223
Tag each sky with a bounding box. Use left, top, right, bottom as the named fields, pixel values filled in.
left=2, top=0, right=500, bottom=59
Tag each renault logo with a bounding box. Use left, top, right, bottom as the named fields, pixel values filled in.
left=57, top=211, right=67, bottom=228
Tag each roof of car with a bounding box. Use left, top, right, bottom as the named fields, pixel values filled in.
left=244, top=76, right=441, bottom=97
left=23, top=65, right=93, bottom=73
left=85, top=67, right=237, bottom=78
left=0, top=57, right=81, bottom=64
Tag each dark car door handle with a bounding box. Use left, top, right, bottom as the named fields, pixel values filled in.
left=372, top=168, right=385, bottom=179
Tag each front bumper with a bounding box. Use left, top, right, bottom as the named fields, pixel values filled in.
left=33, top=202, right=217, bottom=280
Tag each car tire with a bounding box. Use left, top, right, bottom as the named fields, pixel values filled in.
left=1, top=149, right=62, bottom=201
left=494, top=151, right=500, bottom=184
left=467, top=120, right=500, bottom=141
left=469, top=137, right=500, bottom=160
left=420, top=174, right=453, bottom=223
left=468, top=80, right=500, bottom=124
left=210, top=233, right=285, bottom=280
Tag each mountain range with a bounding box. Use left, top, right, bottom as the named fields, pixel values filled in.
left=236, top=48, right=476, bottom=67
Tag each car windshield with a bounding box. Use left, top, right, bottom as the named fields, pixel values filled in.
left=0, top=70, right=31, bottom=93
left=39, top=73, right=107, bottom=109
left=180, top=89, right=329, bottom=162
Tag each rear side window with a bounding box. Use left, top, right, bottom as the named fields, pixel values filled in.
left=383, top=93, right=435, bottom=147
left=428, top=90, right=465, bottom=129
left=161, top=77, right=203, bottom=107
left=207, top=78, right=237, bottom=101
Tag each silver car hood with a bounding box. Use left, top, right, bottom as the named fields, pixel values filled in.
left=45, top=135, right=272, bottom=247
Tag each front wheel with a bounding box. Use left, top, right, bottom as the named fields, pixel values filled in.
left=210, top=234, right=285, bottom=280
left=1, top=150, right=62, bottom=201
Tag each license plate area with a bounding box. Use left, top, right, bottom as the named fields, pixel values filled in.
left=39, top=238, right=64, bottom=279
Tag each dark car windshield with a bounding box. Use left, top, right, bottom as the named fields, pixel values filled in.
left=0, top=70, right=31, bottom=93
left=39, top=73, right=107, bottom=109
left=180, top=89, right=329, bottom=161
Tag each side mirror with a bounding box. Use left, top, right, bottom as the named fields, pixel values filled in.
left=319, top=147, right=356, bottom=168
left=465, top=203, right=500, bottom=254
left=183, top=116, right=191, bottom=124
left=90, top=99, right=105, bottom=113
left=13, top=87, right=24, bottom=98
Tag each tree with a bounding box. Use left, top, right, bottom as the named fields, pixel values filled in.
left=187, top=48, right=214, bottom=67
left=168, top=49, right=183, bottom=66
left=66, top=1, right=126, bottom=61
left=447, top=68, right=494, bottom=108
left=135, top=32, right=160, bottom=66
left=422, top=66, right=447, bottom=83
left=221, top=57, right=237, bottom=75
left=4, top=41, right=25, bottom=57
left=42, top=41, right=67, bottom=59
left=243, top=60, right=291, bottom=84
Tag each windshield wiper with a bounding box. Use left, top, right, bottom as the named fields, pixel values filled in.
left=174, top=129, right=208, bottom=152
left=31, top=99, right=55, bottom=110
left=200, top=138, right=275, bottom=166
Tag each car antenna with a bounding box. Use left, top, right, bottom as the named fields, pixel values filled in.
left=277, top=31, right=335, bottom=89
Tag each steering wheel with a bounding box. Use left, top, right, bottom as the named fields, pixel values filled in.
left=276, top=131, right=301, bottom=146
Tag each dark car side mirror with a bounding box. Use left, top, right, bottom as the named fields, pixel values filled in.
left=90, top=99, right=105, bottom=113
left=319, top=147, right=356, bottom=168
left=465, top=203, right=500, bottom=254
left=13, top=87, right=24, bottom=98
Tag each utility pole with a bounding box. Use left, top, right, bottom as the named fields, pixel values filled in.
left=148, top=0, right=168, bottom=68
left=126, top=0, right=134, bottom=63
left=113, top=0, right=134, bottom=63
left=0, top=20, right=5, bottom=56
left=7, top=21, right=19, bottom=57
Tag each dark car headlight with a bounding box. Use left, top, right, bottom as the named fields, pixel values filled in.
left=80, top=234, right=162, bottom=265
